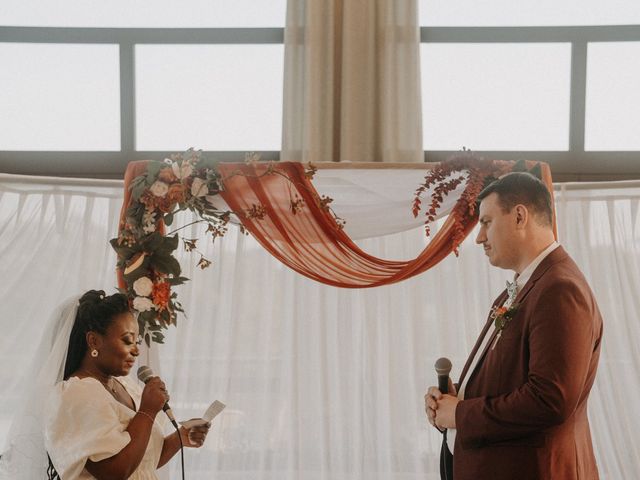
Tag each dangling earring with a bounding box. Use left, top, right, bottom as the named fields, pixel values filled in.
left=91, top=349, right=99, bottom=358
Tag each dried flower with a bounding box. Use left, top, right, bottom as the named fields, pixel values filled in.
left=197, top=256, right=212, bottom=269
left=142, top=211, right=156, bottom=234
left=245, top=204, right=268, bottom=220
left=183, top=238, right=198, bottom=252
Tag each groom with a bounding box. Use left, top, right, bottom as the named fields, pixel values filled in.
left=425, top=172, right=603, bottom=479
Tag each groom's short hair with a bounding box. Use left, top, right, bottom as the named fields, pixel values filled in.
left=478, top=172, right=553, bottom=227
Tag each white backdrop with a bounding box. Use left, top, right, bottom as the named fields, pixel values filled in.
left=0, top=174, right=639, bottom=479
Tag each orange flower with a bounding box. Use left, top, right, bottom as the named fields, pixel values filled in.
left=158, top=167, right=178, bottom=183
left=141, top=191, right=176, bottom=213
left=495, top=306, right=507, bottom=316
left=166, top=183, right=187, bottom=204
left=152, top=281, right=171, bottom=311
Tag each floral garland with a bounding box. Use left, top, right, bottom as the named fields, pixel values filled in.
left=110, top=149, right=231, bottom=344
left=110, top=150, right=338, bottom=345
left=113, top=150, right=541, bottom=345
left=412, top=152, right=542, bottom=255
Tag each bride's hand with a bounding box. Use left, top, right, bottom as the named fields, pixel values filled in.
left=179, top=422, right=211, bottom=448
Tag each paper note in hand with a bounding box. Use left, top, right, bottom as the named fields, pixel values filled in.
left=179, top=400, right=226, bottom=429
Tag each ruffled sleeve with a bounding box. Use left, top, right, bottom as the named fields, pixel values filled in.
left=44, top=378, right=131, bottom=479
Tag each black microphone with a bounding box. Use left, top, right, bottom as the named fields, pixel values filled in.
left=434, top=357, right=452, bottom=394
left=137, top=365, right=179, bottom=429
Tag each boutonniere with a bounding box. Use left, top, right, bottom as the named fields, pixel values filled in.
left=490, top=303, right=520, bottom=350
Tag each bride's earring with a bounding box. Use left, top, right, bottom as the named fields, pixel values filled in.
left=91, top=349, right=99, bottom=358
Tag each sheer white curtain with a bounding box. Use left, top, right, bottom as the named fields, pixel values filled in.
left=0, top=174, right=638, bottom=479
left=281, top=0, right=423, bottom=163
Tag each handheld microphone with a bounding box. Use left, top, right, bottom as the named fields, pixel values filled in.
left=137, top=365, right=179, bottom=428
left=434, top=357, right=452, bottom=394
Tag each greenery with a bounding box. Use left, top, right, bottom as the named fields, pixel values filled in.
left=110, top=149, right=231, bottom=345
left=412, top=152, right=543, bottom=255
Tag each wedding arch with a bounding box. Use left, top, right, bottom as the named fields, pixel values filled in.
left=112, top=152, right=554, bottom=344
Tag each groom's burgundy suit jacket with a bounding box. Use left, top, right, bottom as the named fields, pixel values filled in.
left=453, top=246, right=603, bottom=480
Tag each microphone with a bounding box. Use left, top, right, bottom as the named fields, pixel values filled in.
left=434, top=357, right=452, bottom=394
left=137, top=365, right=179, bottom=429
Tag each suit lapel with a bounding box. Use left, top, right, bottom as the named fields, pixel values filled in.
left=457, top=290, right=508, bottom=387
left=459, top=246, right=570, bottom=388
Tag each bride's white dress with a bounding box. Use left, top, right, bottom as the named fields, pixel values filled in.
left=45, top=375, right=165, bottom=480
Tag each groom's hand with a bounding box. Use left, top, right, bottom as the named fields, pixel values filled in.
left=425, top=380, right=457, bottom=430
left=434, top=394, right=459, bottom=430
left=425, top=386, right=442, bottom=429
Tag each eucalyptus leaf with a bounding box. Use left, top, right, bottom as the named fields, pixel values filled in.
left=145, top=161, right=163, bottom=183
left=131, top=182, right=147, bottom=202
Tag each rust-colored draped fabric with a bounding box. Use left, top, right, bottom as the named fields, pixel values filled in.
left=118, top=160, right=554, bottom=290
left=116, top=161, right=167, bottom=291
left=216, top=161, right=554, bottom=288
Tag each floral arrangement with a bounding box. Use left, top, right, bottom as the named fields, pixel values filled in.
left=490, top=303, right=520, bottom=350
left=412, top=151, right=543, bottom=255
left=110, top=150, right=339, bottom=345
left=110, top=149, right=231, bottom=344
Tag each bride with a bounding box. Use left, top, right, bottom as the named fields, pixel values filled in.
left=0, top=290, right=210, bottom=479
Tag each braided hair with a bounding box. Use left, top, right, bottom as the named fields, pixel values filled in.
left=63, top=290, right=130, bottom=380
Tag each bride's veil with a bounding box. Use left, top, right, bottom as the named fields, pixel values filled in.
left=0, top=295, right=80, bottom=479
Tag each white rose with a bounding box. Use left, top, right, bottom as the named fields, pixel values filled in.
left=149, top=180, right=169, bottom=197
left=191, top=177, right=208, bottom=197
left=133, top=296, right=155, bottom=312
left=133, top=276, right=153, bottom=296
left=171, top=161, right=194, bottom=180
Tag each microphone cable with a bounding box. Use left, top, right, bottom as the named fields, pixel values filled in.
left=173, top=421, right=185, bottom=480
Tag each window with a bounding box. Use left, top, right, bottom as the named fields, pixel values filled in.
left=0, top=43, right=120, bottom=151
left=0, top=5, right=284, bottom=174
left=418, top=2, right=640, bottom=179
left=421, top=43, right=571, bottom=151
left=585, top=42, right=640, bottom=151
left=136, top=44, right=284, bottom=151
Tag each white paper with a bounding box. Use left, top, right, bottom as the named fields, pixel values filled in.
left=179, top=400, right=226, bottom=429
